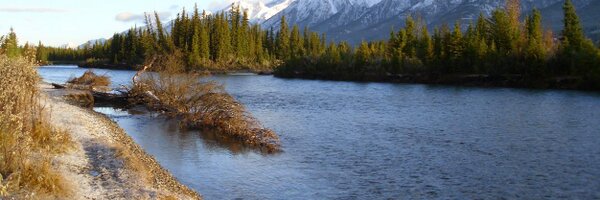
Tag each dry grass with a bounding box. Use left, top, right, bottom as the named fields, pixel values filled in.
left=67, top=69, right=111, bottom=88
left=0, top=55, right=73, bottom=198
left=131, top=56, right=281, bottom=152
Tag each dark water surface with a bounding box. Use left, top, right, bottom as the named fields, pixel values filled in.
left=39, top=65, right=600, bottom=199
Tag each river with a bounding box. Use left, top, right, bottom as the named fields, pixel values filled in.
left=38, top=65, right=600, bottom=199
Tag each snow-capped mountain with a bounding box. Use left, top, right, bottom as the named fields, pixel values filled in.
left=78, top=38, right=107, bottom=49
left=225, top=0, right=600, bottom=44
left=220, top=0, right=296, bottom=23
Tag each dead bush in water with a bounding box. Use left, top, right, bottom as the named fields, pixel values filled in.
left=65, top=92, right=94, bottom=108
left=130, top=55, right=281, bottom=152
left=0, top=55, right=73, bottom=198
left=67, top=69, right=111, bottom=89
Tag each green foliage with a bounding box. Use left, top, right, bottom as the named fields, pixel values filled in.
left=557, top=0, right=599, bottom=76
left=276, top=16, right=290, bottom=60
left=0, top=28, right=19, bottom=58
left=276, top=0, right=600, bottom=89
left=39, top=0, right=600, bottom=89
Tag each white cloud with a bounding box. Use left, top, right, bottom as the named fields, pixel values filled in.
left=0, top=7, right=68, bottom=13
left=115, top=11, right=172, bottom=23
left=169, top=5, right=180, bottom=10
left=208, top=0, right=275, bottom=12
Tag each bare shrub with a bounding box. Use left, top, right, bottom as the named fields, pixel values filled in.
left=67, top=69, right=111, bottom=88
left=0, top=55, right=72, bottom=198
left=65, top=92, right=94, bottom=108
left=131, top=55, right=281, bottom=152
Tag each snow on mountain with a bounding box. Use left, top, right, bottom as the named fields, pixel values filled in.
left=261, top=0, right=383, bottom=30
left=251, top=0, right=600, bottom=43
left=221, top=0, right=296, bottom=23
left=88, top=0, right=598, bottom=48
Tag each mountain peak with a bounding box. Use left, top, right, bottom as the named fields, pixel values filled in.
left=221, top=0, right=600, bottom=44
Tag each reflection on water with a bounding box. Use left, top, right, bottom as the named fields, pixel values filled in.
left=94, top=107, right=255, bottom=154
left=42, top=65, right=600, bottom=199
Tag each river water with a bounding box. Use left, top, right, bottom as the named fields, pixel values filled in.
left=38, top=65, right=600, bottom=199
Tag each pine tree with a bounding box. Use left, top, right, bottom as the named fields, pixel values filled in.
left=276, top=16, right=290, bottom=60
left=403, top=16, right=416, bottom=58
left=476, top=13, right=489, bottom=41
left=417, top=25, right=433, bottom=65
left=189, top=25, right=202, bottom=67
left=289, top=25, right=304, bottom=59
left=239, top=9, right=250, bottom=58
left=155, top=12, right=174, bottom=53
left=523, top=9, right=547, bottom=77
left=449, top=22, right=463, bottom=67
left=36, top=41, right=48, bottom=63
left=490, top=10, right=513, bottom=55
left=199, top=10, right=210, bottom=61
left=230, top=4, right=240, bottom=55
left=355, top=41, right=371, bottom=67
left=562, top=0, right=586, bottom=50
left=560, top=0, right=598, bottom=75
left=1, top=28, right=19, bottom=58
left=525, top=9, right=545, bottom=60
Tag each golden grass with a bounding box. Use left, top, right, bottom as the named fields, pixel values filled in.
left=0, top=55, right=73, bottom=198
left=67, top=69, right=111, bottom=87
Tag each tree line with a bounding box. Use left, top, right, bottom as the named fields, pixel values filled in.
left=276, top=0, right=600, bottom=89
left=0, top=28, right=44, bottom=63
left=46, top=5, right=277, bottom=71
left=42, top=0, right=600, bottom=89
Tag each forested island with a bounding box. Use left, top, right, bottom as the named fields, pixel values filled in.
left=26, top=0, right=600, bottom=90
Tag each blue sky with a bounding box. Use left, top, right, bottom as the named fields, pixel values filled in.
left=0, top=0, right=238, bottom=47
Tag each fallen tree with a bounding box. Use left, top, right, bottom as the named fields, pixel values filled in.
left=51, top=55, right=282, bottom=153
left=129, top=55, right=281, bottom=153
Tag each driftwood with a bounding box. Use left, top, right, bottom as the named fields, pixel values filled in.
left=132, top=57, right=156, bottom=86
left=92, top=91, right=128, bottom=104
left=51, top=83, right=66, bottom=89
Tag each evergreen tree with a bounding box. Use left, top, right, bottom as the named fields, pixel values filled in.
left=155, top=12, right=174, bottom=53
left=525, top=9, right=545, bottom=60
left=403, top=16, right=416, bottom=58
left=199, top=10, right=210, bottom=61
left=289, top=25, right=304, bottom=59
left=417, top=25, right=433, bottom=65
left=559, top=0, right=598, bottom=75
left=276, top=16, right=290, bottom=60
left=490, top=10, right=513, bottom=55
left=524, top=9, right=546, bottom=77
left=189, top=25, right=202, bottom=67
left=449, top=22, right=464, bottom=70
left=239, top=9, right=250, bottom=58
left=36, top=41, right=48, bottom=63
left=1, top=28, right=19, bottom=58
left=562, top=0, right=587, bottom=51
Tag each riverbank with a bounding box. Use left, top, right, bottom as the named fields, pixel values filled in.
left=72, top=61, right=274, bottom=75
left=40, top=83, right=201, bottom=199
left=274, top=72, right=600, bottom=91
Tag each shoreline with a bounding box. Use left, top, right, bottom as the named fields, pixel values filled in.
left=274, top=73, right=600, bottom=91
left=47, top=62, right=275, bottom=75
left=44, top=63, right=598, bottom=91
left=41, top=83, right=201, bottom=199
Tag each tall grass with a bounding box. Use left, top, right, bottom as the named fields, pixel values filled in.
left=131, top=55, right=281, bottom=152
left=0, top=55, right=72, bottom=198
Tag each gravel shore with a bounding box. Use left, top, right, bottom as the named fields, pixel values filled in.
left=41, top=83, right=201, bottom=199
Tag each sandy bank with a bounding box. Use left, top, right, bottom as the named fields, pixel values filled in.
left=40, top=83, right=201, bottom=199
